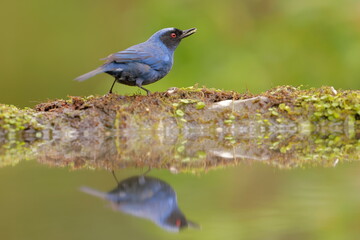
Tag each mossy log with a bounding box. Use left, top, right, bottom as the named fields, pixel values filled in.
left=0, top=86, right=359, bottom=171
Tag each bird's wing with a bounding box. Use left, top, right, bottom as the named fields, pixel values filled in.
left=101, top=49, right=152, bottom=63
left=101, top=48, right=164, bottom=70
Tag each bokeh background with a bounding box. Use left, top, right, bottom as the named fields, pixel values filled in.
left=1, top=0, right=359, bottom=108
left=1, top=1, right=360, bottom=239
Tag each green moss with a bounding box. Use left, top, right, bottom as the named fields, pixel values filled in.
left=0, top=140, right=40, bottom=167
left=196, top=101, right=206, bottom=109
left=175, top=109, right=185, bottom=117
left=0, top=104, right=44, bottom=134
left=260, top=86, right=360, bottom=134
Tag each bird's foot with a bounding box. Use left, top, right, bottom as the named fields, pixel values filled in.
left=137, top=86, right=151, bottom=96
left=105, top=90, right=114, bottom=96
left=108, top=78, right=117, bottom=94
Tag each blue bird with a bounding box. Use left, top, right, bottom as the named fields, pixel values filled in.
left=80, top=175, right=199, bottom=232
left=75, top=27, right=197, bottom=95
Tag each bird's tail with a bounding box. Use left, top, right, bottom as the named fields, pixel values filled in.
left=75, top=67, right=105, bottom=82
left=80, top=186, right=108, bottom=199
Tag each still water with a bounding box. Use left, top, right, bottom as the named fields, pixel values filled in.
left=0, top=129, right=359, bottom=240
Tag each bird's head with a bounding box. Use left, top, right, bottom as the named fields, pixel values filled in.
left=161, top=208, right=200, bottom=232
left=149, top=27, right=197, bottom=51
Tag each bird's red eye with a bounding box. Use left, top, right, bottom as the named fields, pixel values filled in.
left=170, top=33, right=176, bottom=38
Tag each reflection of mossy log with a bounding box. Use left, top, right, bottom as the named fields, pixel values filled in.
left=0, top=86, right=359, bottom=170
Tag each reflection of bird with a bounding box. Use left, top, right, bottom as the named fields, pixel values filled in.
left=80, top=175, right=199, bottom=232
left=75, top=27, right=197, bottom=95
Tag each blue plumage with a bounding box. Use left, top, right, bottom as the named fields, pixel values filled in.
left=80, top=175, right=199, bottom=232
left=75, top=27, right=196, bottom=95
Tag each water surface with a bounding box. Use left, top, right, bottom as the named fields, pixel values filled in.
left=0, top=129, right=359, bottom=240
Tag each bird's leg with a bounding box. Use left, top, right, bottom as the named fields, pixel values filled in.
left=143, top=167, right=152, bottom=176
left=140, top=86, right=151, bottom=96
left=135, top=79, right=151, bottom=95
left=111, top=170, right=120, bottom=185
left=138, top=167, right=151, bottom=185
left=108, top=78, right=117, bottom=94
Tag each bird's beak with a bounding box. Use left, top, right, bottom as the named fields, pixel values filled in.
left=187, top=220, right=201, bottom=229
left=180, top=28, right=197, bottom=39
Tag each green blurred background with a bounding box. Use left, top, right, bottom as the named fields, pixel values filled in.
left=1, top=0, right=359, bottom=108
left=1, top=1, right=360, bottom=239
